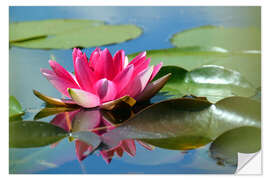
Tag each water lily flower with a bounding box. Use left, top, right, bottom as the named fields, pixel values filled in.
left=40, top=48, right=170, bottom=109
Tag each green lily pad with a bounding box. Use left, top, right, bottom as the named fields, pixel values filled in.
left=210, top=126, right=261, bottom=166
left=9, top=19, right=105, bottom=42
left=102, top=97, right=260, bottom=150
left=10, top=19, right=142, bottom=49
left=9, top=96, right=24, bottom=120
left=128, top=48, right=261, bottom=88
left=170, top=26, right=261, bottom=52
left=9, top=121, right=68, bottom=148
left=153, top=65, right=256, bottom=103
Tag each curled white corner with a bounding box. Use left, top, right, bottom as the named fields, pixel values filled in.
left=235, top=151, right=262, bottom=175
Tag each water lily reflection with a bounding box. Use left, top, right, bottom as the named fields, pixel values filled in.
left=50, top=108, right=153, bottom=163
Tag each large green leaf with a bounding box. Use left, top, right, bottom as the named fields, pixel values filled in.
left=210, top=127, right=261, bottom=166
left=9, top=121, right=68, bottom=148
left=9, top=96, right=24, bottom=120
left=9, top=19, right=105, bottom=42
left=170, top=26, right=261, bottom=52
left=102, top=97, right=260, bottom=150
left=153, top=65, right=256, bottom=103
left=128, top=48, right=261, bottom=88
left=10, top=19, right=142, bottom=49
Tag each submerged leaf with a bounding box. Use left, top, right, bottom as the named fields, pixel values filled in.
left=9, top=121, right=68, bottom=148
left=153, top=65, right=256, bottom=103
left=102, top=97, right=260, bottom=150
left=9, top=96, right=24, bottom=120
left=210, top=126, right=261, bottom=166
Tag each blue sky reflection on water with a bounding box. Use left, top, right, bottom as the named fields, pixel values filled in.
left=9, top=6, right=260, bottom=174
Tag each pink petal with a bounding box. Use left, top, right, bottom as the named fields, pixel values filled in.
left=74, top=56, right=96, bottom=93
left=89, top=47, right=101, bottom=70
left=121, top=140, right=136, bottom=157
left=72, top=48, right=88, bottom=68
left=95, top=48, right=115, bottom=80
left=68, top=88, right=100, bottom=108
left=149, top=62, right=163, bottom=81
left=41, top=68, right=80, bottom=97
left=113, top=64, right=134, bottom=94
left=119, top=66, right=153, bottom=98
left=124, top=56, right=129, bottom=68
left=94, top=78, right=117, bottom=103
left=113, top=50, right=125, bottom=74
left=135, top=73, right=171, bottom=102
left=48, top=60, right=77, bottom=85
left=131, top=58, right=151, bottom=79
left=128, top=51, right=146, bottom=66
left=75, top=140, right=93, bottom=161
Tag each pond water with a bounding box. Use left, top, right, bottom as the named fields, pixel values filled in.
left=9, top=6, right=260, bottom=174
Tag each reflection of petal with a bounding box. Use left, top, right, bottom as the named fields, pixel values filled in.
left=100, top=150, right=114, bottom=164
left=50, top=110, right=79, bottom=131
left=122, top=140, right=136, bottom=156
left=115, top=147, right=124, bottom=157
left=72, top=109, right=101, bottom=132
left=75, top=140, right=93, bottom=161
left=137, top=140, right=154, bottom=151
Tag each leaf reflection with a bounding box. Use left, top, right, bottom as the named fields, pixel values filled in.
left=10, top=96, right=261, bottom=165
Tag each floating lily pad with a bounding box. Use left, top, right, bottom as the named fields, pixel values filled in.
left=9, top=19, right=105, bottom=42
left=9, top=96, right=24, bottom=120
left=9, top=121, right=68, bottom=148
left=210, top=126, right=261, bottom=166
left=102, top=97, right=260, bottom=150
left=128, top=48, right=261, bottom=88
left=10, top=19, right=142, bottom=49
left=153, top=65, right=256, bottom=103
left=170, top=26, right=261, bottom=52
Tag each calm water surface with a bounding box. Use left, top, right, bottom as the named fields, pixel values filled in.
left=9, top=6, right=260, bottom=174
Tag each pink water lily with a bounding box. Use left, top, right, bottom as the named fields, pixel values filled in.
left=41, top=48, right=164, bottom=108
